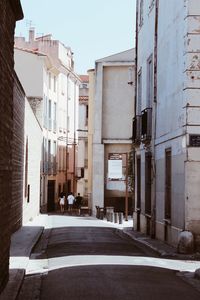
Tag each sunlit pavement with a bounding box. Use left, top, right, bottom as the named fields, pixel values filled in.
left=10, top=214, right=200, bottom=274
left=11, top=214, right=200, bottom=300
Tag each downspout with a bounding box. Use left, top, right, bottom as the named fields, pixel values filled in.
left=134, top=0, right=139, bottom=118
left=151, top=0, right=159, bottom=238
left=133, top=0, right=139, bottom=225
left=66, top=74, right=69, bottom=193
left=73, top=80, right=77, bottom=194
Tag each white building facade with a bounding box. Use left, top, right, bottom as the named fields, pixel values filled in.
left=133, top=0, right=200, bottom=250
left=77, top=75, right=89, bottom=202
left=15, top=29, right=80, bottom=212
left=90, top=49, right=135, bottom=215
left=23, top=98, right=42, bottom=224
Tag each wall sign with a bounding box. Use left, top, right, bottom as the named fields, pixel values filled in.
left=189, top=134, right=200, bottom=147
left=108, top=153, right=122, bottom=180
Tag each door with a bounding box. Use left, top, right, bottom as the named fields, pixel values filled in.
left=47, top=180, right=55, bottom=212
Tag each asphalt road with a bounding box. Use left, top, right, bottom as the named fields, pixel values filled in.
left=18, top=220, right=200, bottom=300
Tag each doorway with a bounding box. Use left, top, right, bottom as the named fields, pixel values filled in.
left=47, top=180, right=55, bottom=212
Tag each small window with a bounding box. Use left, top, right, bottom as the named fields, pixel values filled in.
left=54, top=76, right=57, bottom=92
left=165, top=148, right=172, bottom=220
left=146, top=55, right=153, bottom=108
left=49, top=73, right=51, bottom=89
left=81, top=83, right=88, bottom=89
left=137, top=69, right=142, bottom=115
left=139, top=0, right=144, bottom=27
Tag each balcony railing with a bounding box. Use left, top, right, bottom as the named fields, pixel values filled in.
left=141, top=108, right=152, bottom=142
left=132, top=115, right=141, bottom=144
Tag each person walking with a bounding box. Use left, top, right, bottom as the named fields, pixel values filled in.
left=67, top=192, right=75, bottom=212
left=75, top=193, right=82, bottom=215
left=59, top=193, right=65, bottom=213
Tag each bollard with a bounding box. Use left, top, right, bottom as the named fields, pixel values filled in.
left=118, top=212, right=123, bottom=224
left=114, top=212, right=118, bottom=223
left=106, top=212, right=110, bottom=222
left=100, top=209, right=104, bottom=220
left=106, top=207, right=114, bottom=222
left=110, top=212, right=114, bottom=222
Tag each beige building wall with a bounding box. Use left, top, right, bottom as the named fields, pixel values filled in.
left=90, top=49, right=135, bottom=215
left=87, top=69, right=95, bottom=209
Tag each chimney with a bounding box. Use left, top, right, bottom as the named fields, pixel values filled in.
left=29, top=27, right=35, bottom=42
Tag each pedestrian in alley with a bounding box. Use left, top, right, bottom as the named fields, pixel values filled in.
left=67, top=192, right=75, bottom=212
left=75, top=193, right=82, bottom=215
left=59, top=193, right=65, bottom=213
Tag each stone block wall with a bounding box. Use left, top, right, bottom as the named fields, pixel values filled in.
left=0, top=0, right=23, bottom=293
left=12, top=73, right=25, bottom=232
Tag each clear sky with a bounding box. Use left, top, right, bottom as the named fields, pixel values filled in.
left=16, top=0, right=136, bottom=75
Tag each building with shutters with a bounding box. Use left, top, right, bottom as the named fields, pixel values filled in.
left=133, top=0, right=200, bottom=250
left=14, top=29, right=80, bottom=212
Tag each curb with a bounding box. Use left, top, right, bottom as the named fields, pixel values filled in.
left=121, top=228, right=200, bottom=261
left=1, top=227, right=44, bottom=300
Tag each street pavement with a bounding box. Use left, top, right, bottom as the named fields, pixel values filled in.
left=9, top=214, right=200, bottom=300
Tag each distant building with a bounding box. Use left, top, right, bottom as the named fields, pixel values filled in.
left=133, top=0, right=200, bottom=250
left=14, top=29, right=80, bottom=212
left=0, top=0, right=23, bottom=293
left=77, top=75, right=89, bottom=202
left=88, top=49, right=135, bottom=215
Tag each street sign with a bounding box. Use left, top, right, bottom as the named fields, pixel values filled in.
left=108, top=153, right=122, bottom=180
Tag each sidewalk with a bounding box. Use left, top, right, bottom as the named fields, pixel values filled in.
left=122, top=227, right=200, bottom=260
left=0, top=222, right=44, bottom=300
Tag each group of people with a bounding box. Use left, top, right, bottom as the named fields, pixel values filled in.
left=59, top=192, right=82, bottom=213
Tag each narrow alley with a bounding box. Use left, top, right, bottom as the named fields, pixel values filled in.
left=14, top=215, right=200, bottom=300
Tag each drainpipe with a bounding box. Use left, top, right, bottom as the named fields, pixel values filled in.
left=66, top=74, right=69, bottom=194
left=73, top=80, right=77, bottom=194
left=134, top=1, right=139, bottom=118
left=133, top=0, right=139, bottom=228
left=151, top=0, right=159, bottom=238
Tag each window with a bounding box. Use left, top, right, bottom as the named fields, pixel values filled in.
left=53, top=141, right=57, bottom=157
left=86, top=105, right=88, bottom=125
left=49, top=73, right=51, bottom=89
left=53, top=102, right=57, bottom=132
left=53, top=75, right=57, bottom=92
left=136, top=157, right=141, bottom=210
left=48, top=140, right=51, bottom=166
left=67, top=116, right=70, bottom=132
left=137, top=69, right=142, bottom=115
left=59, top=147, right=62, bottom=171
left=139, top=0, right=144, bottom=27
left=147, top=55, right=153, bottom=108
left=24, top=137, right=28, bottom=197
left=48, top=99, right=52, bottom=130
left=165, top=149, right=172, bottom=220
left=81, top=83, right=88, bottom=89
left=63, top=148, right=66, bottom=171
left=145, top=152, right=152, bottom=215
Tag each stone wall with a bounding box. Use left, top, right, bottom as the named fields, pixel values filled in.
left=0, top=0, right=23, bottom=293
left=12, top=73, right=25, bottom=232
